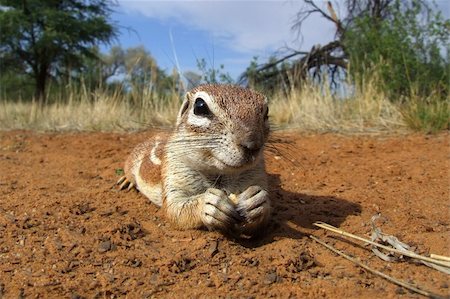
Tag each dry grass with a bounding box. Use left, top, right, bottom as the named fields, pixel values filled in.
left=0, top=89, right=179, bottom=131
left=269, top=77, right=406, bottom=133
left=0, top=78, right=407, bottom=132
left=401, top=91, right=449, bottom=133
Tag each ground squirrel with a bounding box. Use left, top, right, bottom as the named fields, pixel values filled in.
left=118, top=84, right=271, bottom=237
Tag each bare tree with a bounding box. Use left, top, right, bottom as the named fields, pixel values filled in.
left=240, top=0, right=434, bottom=90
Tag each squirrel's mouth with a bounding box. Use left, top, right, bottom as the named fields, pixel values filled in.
left=213, top=153, right=258, bottom=171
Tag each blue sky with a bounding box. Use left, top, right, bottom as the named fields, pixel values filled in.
left=109, top=0, right=449, bottom=81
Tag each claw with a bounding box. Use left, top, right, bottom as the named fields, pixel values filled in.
left=202, top=188, right=242, bottom=232
left=127, top=182, right=135, bottom=191
left=117, top=176, right=126, bottom=185
left=118, top=175, right=136, bottom=191
left=119, top=180, right=130, bottom=190
left=235, top=186, right=270, bottom=233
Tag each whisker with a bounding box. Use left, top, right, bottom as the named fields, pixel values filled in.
left=265, top=135, right=304, bottom=168
left=122, top=124, right=307, bottom=174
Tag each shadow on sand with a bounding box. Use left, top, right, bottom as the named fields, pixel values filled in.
left=237, top=173, right=362, bottom=247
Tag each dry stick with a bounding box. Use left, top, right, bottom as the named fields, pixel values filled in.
left=314, top=222, right=450, bottom=268
left=431, top=254, right=450, bottom=263
left=310, top=235, right=444, bottom=299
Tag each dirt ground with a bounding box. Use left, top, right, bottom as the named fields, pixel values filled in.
left=0, top=130, right=448, bottom=298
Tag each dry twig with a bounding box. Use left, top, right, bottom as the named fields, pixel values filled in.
left=369, top=215, right=450, bottom=274
left=310, top=235, right=444, bottom=299
left=313, top=221, right=450, bottom=270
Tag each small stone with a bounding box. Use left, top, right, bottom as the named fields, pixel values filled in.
left=71, top=293, right=84, bottom=299
left=264, top=272, right=279, bottom=285
left=98, top=240, right=111, bottom=253
left=149, top=273, right=158, bottom=285
left=395, top=287, right=406, bottom=295
left=208, top=240, right=219, bottom=258
left=88, top=280, right=100, bottom=290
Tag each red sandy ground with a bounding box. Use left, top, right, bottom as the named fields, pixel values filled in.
left=0, top=130, right=448, bottom=298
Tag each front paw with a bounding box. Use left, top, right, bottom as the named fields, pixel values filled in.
left=201, top=188, right=242, bottom=232
left=236, top=186, right=271, bottom=235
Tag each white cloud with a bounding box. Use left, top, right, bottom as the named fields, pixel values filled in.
left=118, top=0, right=335, bottom=54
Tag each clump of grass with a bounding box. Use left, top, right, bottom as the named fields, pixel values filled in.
left=0, top=87, right=180, bottom=131
left=400, top=91, right=449, bottom=133
left=269, top=76, right=405, bottom=132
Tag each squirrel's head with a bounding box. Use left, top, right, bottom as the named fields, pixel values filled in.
left=174, top=84, right=269, bottom=173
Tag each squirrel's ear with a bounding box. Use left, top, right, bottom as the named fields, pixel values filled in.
left=176, top=92, right=191, bottom=126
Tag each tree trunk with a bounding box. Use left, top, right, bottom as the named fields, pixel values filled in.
left=34, top=66, right=48, bottom=106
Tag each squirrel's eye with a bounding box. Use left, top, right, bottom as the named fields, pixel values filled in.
left=193, top=98, right=211, bottom=116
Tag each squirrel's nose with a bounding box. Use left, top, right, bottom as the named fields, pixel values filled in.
left=240, top=140, right=262, bottom=156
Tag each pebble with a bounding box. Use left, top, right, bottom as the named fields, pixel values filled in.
left=98, top=240, right=111, bottom=253
left=264, top=272, right=279, bottom=285
left=208, top=240, right=219, bottom=258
